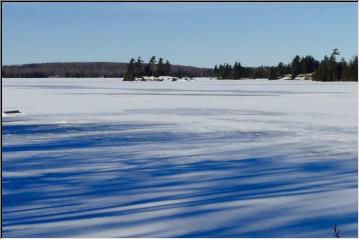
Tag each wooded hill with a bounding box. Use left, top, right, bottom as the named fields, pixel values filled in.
left=2, top=62, right=213, bottom=78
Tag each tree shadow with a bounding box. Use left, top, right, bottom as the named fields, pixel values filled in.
left=2, top=121, right=358, bottom=237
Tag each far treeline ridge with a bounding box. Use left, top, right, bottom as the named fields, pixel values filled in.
left=2, top=49, right=358, bottom=81
left=2, top=60, right=212, bottom=79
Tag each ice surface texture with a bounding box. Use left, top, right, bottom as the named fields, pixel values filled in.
left=2, top=78, right=358, bottom=237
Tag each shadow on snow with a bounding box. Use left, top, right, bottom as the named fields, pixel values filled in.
left=2, top=122, right=358, bottom=237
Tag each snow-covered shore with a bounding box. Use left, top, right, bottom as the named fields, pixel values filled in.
left=2, top=78, right=358, bottom=237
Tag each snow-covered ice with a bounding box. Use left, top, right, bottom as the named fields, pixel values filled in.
left=2, top=78, right=358, bottom=237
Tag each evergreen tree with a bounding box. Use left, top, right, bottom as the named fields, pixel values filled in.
left=291, top=55, right=301, bottom=79
left=214, top=65, right=218, bottom=78
left=165, top=60, right=171, bottom=75
left=124, top=58, right=135, bottom=81
left=339, top=58, right=348, bottom=81
left=134, top=56, right=143, bottom=78
left=330, top=49, right=340, bottom=61
left=224, top=63, right=232, bottom=79
left=218, top=64, right=225, bottom=79
left=268, top=66, right=278, bottom=80
left=157, top=58, right=165, bottom=76
left=277, top=62, right=285, bottom=77
left=313, top=49, right=346, bottom=82
left=233, top=62, right=243, bottom=79
left=299, top=55, right=319, bottom=74
left=349, top=56, right=358, bottom=81
left=330, top=49, right=340, bottom=81
left=145, top=56, right=157, bottom=76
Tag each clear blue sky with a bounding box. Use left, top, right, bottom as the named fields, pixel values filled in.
left=2, top=2, right=358, bottom=68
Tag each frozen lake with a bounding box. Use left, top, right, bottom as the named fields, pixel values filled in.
left=2, top=78, right=358, bottom=237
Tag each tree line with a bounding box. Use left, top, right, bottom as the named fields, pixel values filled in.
left=313, top=49, right=358, bottom=81
left=214, top=49, right=357, bottom=81
left=2, top=61, right=212, bottom=78
left=2, top=49, right=357, bottom=81
left=122, top=56, right=213, bottom=80
left=124, top=56, right=172, bottom=81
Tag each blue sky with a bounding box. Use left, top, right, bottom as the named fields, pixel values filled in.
left=2, top=2, right=358, bottom=67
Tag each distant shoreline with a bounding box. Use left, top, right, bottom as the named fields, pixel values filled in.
left=1, top=62, right=212, bottom=79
